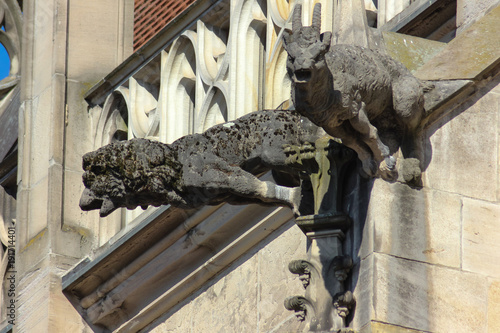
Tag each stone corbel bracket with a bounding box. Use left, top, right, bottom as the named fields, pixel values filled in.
left=284, top=295, right=316, bottom=324
left=284, top=136, right=356, bottom=331
left=286, top=254, right=355, bottom=331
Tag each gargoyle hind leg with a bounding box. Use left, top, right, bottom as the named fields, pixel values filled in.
left=184, top=165, right=300, bottom=214
left=348, top=102, right=396, bottom=180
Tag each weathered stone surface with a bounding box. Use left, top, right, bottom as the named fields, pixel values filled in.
left=80, top=110, right=324, bottom=217
left=24, top=0, right=56, bottom=100
left=423, top=82, right=499, bottom=201
left=64, top=80, right=95, bottom=172
left=351, top=254, right=374, bottom=330
left=17, top=255, right=87, bottom=333
left=284, top=4, right=426, bottom=182
left=463, top=198, right=500, bottom=277
left=258, top=222, right=306, bottom=332
left=457, top=0, right=500, bottom=34
left=359, top=180, right=461, bottom=267
left=372, top=253, right=488, bottom=332
left=421, top=189, right=462, bottom=267
left=489, top=279, right=500, bottom=332
left=27, top=87, right=52, bottom=186
left=382, top=31, right=446, bottom=73
left=145, top=300, right=194, bottom=332
left=421, top=79, right=473, bottom=116
left=146, top=221, right=306, bottom=333
left=190, top=254, right=259, bottom=333
left=67, top=2, right=133, bottom=82
left=17, top=1, right=136, bottom=331
left=415, top=4, right=500, bottom=80
left=26, top=177, right=49, bottom=241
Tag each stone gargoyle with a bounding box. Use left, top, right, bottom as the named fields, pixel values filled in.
left=283, top=4, right=427, bottom=182
left=79, top=110, right=325, bottom=217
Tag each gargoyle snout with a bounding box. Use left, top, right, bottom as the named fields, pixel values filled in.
left=295, top=57, right=314, bottom=69
left=79, top=188, right=118, bottom=217
left=79, top=188, right=102, bottom=211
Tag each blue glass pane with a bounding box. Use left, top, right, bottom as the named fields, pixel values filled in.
left=0, top=43, right=10, bottom=80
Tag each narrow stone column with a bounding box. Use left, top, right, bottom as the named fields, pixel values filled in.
left=284, top=137, right=356, bottom=332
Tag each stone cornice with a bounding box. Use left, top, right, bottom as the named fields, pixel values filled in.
left=63, top=201, right=293, bottom=332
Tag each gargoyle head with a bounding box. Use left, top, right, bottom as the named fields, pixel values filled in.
left=282, top=3, right=332, bottom=84
left=79, top=139, right=184, bottom=217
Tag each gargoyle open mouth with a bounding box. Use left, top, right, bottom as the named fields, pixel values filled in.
left=294, top=69, right=312, bottom=83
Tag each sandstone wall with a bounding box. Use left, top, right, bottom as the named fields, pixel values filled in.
left=145, top=220, right=307, bottom=332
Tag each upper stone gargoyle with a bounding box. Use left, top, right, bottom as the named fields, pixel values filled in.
left=80, top=110, right=325, bottom=217
left=283, top=4, right=427, bottom=182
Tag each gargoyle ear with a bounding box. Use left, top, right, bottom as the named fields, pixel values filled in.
left=282, top=29, right=293, bottom=49
left=320, top=31, right=332, bottom=50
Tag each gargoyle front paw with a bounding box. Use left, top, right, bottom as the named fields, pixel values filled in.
left=379, top=156, right=398, bottom=181
left=397, top=157, right=422, bottom=185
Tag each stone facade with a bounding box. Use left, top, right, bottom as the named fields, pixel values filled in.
left=0, top=0, right=499, bottom=332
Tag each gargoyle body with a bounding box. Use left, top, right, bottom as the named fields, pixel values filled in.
left=283, top=4, right=426, bottom=181
left=80, top=110, right=325, bottom=217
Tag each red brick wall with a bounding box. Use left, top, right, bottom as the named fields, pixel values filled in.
left=134, top=0, right=195, bottom=50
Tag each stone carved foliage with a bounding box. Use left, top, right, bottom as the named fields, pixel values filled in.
left=284, top=295, right=315, bottom=322
left=287, top=254, right=355, bottom=331
left=289, top=259, right=315, bottom=289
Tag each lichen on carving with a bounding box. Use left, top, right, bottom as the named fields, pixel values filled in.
left=80, top=110, right=325, bottom=217
left=283, top=3, right=427, bottom=183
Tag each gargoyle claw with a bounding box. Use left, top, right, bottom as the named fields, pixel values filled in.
left=379, top=156, right=398, bottom=182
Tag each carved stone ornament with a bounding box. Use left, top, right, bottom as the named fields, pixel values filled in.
left=284, top=296, right=315, bottom=323
left=283, top=3, right=428, bottom=183
left=283, top=83, right=357, bottom=331
left=289, top=259, right=315, bottom=289
left=79, top=109, right=325, bottom=217
left=333, top=290, right=356, bottom=320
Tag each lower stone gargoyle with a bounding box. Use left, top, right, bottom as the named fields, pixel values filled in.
left=79, top=110, right=326, bottom=217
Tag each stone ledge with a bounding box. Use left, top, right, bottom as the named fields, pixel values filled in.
left=414, top=4, right=500, bottom=81
left=62, top=202, right=293, bottom=332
